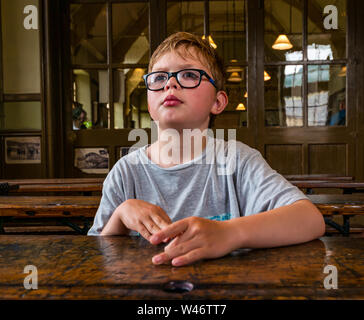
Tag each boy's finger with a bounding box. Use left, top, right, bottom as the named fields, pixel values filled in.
left=152, top=252, right=170, bottom=265
left=164, top=239, right=198, bottom=260
left=156, top=207, right=172, bottom=224
left=151, top=214, right=171, bottom=230
left=138, top=224, right=152, bottom=241
left=143, top=217, right=161, bottom=234
left=171, top=248, right=204, bottom=267
left=149, top=220, right=187, bottom=245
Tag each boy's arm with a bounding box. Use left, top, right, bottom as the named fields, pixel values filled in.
left=100, top=205, right=129, bottom=235
left=150, top=199, right=325, bottom=266
left=228, top=199, right=325, bottom=248
left=101, top=199, right=172, bottom=239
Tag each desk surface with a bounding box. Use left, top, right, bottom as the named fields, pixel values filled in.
left=291, top=181, right=364, bottom=189
left=0, top=236, right=363, bottom=299
left=0, top=196, right=100, bottom=217
left=308, top=194, right=364, bottom=215
left=0, top=178, right=103, bottom=193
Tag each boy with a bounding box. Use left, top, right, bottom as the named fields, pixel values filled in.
left=88, top=32, right=325, bottom=267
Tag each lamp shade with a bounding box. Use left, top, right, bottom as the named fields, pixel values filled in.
left=264, top=71, right=271, bottom=81
left=202, top=35, right=217, bottom=49
left=272, top=34, right=293, bottom=50
left=236, top=102, right=246, bottom=111
left=226, top=59, right=243, bottom=73
left=228, top=72, right=242, bottom=82
left=338, top=66, right=346, bottom=77
left=226, top=65, right=243, bottom=73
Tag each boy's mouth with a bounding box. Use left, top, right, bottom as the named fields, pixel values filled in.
left=163, top=95, right=182, bottom=106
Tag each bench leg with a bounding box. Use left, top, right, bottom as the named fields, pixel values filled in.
left=0, top=218, right=5, bottom=234
left=60, top=218, right=90, bottom=235
left=324, top=216, right=351, bottom=236
left=343, top=216, right=351, bottom=237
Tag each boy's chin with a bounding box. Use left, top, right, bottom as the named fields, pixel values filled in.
left=159, top=122, right=208, bottom=132
left=157, top=118, right=209, bottom=132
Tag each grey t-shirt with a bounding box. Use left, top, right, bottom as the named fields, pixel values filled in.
left=88, top=137, right=307, bottom=236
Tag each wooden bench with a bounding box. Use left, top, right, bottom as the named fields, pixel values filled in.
left=1, top=187, right=363, bottom=236
left=285, top=174, right=354, bottom=181
left=0, top=195, right=100, bottom=235
left=291, top=181, right=364, bottom=194
left=308, top=194, right=364, bottom=236
left=0, top=178, right=103, bottom=195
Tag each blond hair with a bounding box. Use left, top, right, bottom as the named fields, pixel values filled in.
left=148, top=32, right=225, bottom=91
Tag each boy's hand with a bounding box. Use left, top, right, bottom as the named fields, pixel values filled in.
left=117, top=199, right=172, bottom=241
left=149, top=217, right=236, bottom=267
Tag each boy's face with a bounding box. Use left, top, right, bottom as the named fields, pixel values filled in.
left=147, top=48, right=227, bottom=132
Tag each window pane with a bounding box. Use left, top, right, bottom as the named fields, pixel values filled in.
left=210, top=0, right=247, bottom=64
left=308, top=0, right=346, bottom=60
left=114, top=68, right=150, bottom=129
left=0, top=101, right=41, bottom=130
left=264, top=65, right=303, bottom=127
left=112, top=3, right=149, bottom=64
left=70, top=4, right=107, bottom=65
left=72, top=69, right=109, bottom=130
left=264, top=0, right=303, bottom=62
left=167, top=1, right=204, bottom=35
left=214, top=67, right=247, bottom=128
left=1, top=0, right=40, bottom=93
left=308, top=64, right=346, bottom=126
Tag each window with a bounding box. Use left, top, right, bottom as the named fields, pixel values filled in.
left=264, top=0, right=347, bottom=127
left=70, top=1, right=150, bottom=130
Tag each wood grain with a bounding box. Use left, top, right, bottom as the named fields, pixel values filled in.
left=0, top=236, right=363, bottom=299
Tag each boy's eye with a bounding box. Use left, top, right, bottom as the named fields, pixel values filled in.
left=151, top=73, right=167, bottom=83
left=180, top=70, right=199, bottom=80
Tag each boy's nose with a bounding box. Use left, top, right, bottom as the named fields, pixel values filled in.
left=164, top=76, right=180, bottom=90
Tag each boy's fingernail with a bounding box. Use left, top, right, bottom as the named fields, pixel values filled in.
left=172, top=259, right=182, bottom=266
left=153, top=256, right=162, bottom=264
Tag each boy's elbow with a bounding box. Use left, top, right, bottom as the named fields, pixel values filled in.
left=315, top=211, right=326, bottom=239
left=295, top=199, right=326, bottom=240
left=307, top=200, right=326, bottom=239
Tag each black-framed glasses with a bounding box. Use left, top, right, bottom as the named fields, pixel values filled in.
left=143, top=68, right=217, bottom=91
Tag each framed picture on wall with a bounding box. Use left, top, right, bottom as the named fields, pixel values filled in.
left=5, top=136, right=41, bottom=164
left=74, top=147, right=109, bottom=174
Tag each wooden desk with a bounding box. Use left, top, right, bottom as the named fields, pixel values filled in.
left=308, top=194, right=364, bottom=214
left=291, top=181, right=364, bottom=194
left=0, top=196, right=99, bottom=217
left=285, top=175, right=353, bottom=181
left=0, top=178, right=104, bottom=194
left=308, top=194, right=364, bottom=236
left=0, top=194, right=363, bottom=235
left=0, top=196, right=99, bottom=234
left=0, top=235, right=363, bottom=299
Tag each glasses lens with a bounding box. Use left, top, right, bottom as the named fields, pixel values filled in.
left=178, top=70, right=201, bottom=88
left=147, top=72, right=168, bottom=90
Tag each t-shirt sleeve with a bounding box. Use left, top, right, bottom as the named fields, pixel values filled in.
left=87, top=164, right=126, bottom=236
left=238, top=149, right=308, bottom=216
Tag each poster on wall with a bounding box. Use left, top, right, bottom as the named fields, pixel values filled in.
left=5, top=136, right=41, bottom=164
left=74, top=148, right=109, bottom=174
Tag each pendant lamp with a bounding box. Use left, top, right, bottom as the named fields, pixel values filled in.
left=236, top=102, right=246, bottom=111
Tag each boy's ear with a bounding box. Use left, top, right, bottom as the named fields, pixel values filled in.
left=211, top=90, right=228, bottom=115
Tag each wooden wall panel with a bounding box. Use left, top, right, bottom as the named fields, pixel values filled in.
left=265, top=144, right=303, bottom=175
left=308, top=144, right=347, bottom=175
left=3, top=164, right=43, bottom=179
